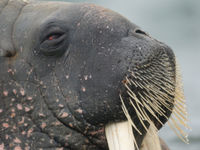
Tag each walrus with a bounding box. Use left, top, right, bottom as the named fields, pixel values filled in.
left=0, top=0, right=189, bottom=149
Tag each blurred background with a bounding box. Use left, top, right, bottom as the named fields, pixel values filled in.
left=46, top=0, right=200, bottom=149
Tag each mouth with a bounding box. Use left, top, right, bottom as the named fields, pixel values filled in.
left=121, top=48, right=176, bottom=130
left=107, top=50, right=189, bottom=149
left=118, top=48, right=175, bottom=149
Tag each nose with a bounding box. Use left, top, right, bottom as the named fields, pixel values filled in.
left=0, top=48, right=16, bottom=57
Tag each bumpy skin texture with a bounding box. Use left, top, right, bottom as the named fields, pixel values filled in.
left=0, top=0, right=175, bottom=149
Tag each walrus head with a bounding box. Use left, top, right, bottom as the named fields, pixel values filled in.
left=0, top=0, right=189, bottom=149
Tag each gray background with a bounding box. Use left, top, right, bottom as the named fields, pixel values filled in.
left=44, top=0, right=200, bottom=149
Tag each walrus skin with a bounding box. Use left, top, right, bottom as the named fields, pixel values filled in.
left=0, top=0, right=175, bottom=149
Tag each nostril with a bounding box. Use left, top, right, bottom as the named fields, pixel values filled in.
left=0, top=49, right=16, bottom=57
left=134, top=29, right=148, bottom=36
left=5, top=50, right=16, bottom=57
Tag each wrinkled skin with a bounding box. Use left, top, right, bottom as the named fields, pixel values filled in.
left=0, top=0, right=175, bottom=149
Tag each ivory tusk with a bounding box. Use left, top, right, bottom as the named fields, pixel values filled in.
left=105, top=121, right=162, bottom=150
left=105, top=121, right=135, bottom=150
left=140, top=123, right=162, bottom=150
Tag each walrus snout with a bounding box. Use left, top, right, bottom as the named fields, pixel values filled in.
left=0, top=1, right=178, bottom=149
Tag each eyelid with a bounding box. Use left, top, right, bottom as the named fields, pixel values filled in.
left=47, top=33, right=64, bottom=41
left=41, top=27, right=65, bottom=43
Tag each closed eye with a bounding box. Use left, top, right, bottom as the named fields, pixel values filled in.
left=39, top=25, right=69, bottom=56
left=47, top=33, right=63, bottom=41
left=43, top=30, right=65, bottom=43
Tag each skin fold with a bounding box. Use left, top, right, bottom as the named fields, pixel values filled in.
left=0, top=0, right=175, bottom=149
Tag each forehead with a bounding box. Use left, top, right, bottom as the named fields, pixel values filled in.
left=14, top=1, right=135, bottom=32
left=14, top=2, right=82, bottom=32
left=13, top=2, right=135, bottom=47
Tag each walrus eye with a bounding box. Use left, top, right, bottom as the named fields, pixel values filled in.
left=47, top=33, right=63, bottom=41
left=39, top=26, right=69, bottom=56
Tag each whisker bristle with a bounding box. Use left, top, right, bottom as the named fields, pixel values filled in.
left=120, top=56, right=190, bottom=147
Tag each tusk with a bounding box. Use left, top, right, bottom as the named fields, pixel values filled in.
left=105, top=121, right=135, bottom=150
left=105, top=121, right=162, bottom=150
left=140, top=123, right=162, bottom=150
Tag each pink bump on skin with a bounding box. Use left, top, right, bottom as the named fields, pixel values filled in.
left=50, top=139, right=54, bottom=144
left=25, top=107, right=31, bottom=112
left=20, top=89, right=25, bottom=96
left=27, top=68, right=33, bottom=75
left=13, top=89, right=17, bottom=95
left=58, top=104, right=64, bottom=108
left=77, top=22, right=81, bottom=27
left=7, top=69, right=15, bottom=75
left=14, top=138, right=21, bottom=144
left=3, top=91, right=8, bottom=96
left=89, top=128, right=105, bottom=136
left=10, top=113, right=16, bottom=118
left=60, top=112, right=69, bottom=118
left=81, top=86, right=86, bottom=92
left=27, top=128, right=33, bottom=137
left=5, top=135, right=9, bottom=140
left=84, top=75, right=88, bottom=80
left=13, top=125, right=17, bottom=130
left=14, top=146, right=22, bottom=150
left=27, top=96, right=32, bottom=101
left=2, top=123, right=9, bottom=128
left=38, top=113, right=45, bottom=117
left=75, top=108, right=83, bottom=114
left=7, top=69, right=12, bottom=73
left=65, top=134, right=71, bottom=140
left=17, top=104, right=23, bottom=110
left=18, top=117, right=25, bottom=125
left=41, top=122, right=47, bottom=129
left=0, top=109, right=3, bottom=113
left=66, top=75, right=69, bottom=79
left=21, top=131, right=26, bottom=135
left=52, top=121, right=61, bottom=126
left=25, top=147, right=30, bottom=150
left=69, top=123, right=73, bottom=128
left=11, top=108, right=15, bottom=112
left=0, top=143, right=4, bottom=150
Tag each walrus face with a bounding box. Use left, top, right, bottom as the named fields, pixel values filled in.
left=0, top=1, right=179, bottom=149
